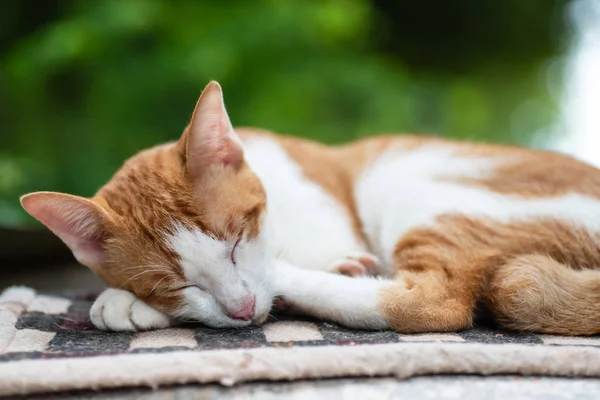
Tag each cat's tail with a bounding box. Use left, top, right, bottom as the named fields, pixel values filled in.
left=486, top=253, right=600, bottom=335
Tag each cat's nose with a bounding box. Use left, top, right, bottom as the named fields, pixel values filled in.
left=229, top=295, right=255, bottom=321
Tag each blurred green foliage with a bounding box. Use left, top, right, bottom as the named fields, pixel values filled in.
left=0, top=0, right=569, bottom=227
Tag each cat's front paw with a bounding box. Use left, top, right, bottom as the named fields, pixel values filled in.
left=329, top=252, right=380, bottom=277
left=90, top=288, right=171, bottom=332
left=272, top=296, right=292, bottom=313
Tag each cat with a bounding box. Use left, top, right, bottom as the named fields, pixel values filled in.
left=21, top=81, right=600, bottom=335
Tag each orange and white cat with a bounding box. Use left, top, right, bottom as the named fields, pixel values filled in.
left=21, top=81, right=600, bottom=335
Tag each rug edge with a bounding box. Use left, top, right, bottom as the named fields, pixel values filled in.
left=0, top=341, right=599, bottom=396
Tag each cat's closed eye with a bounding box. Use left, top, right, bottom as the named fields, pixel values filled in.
left=230, top=237, right=241, bottom=265
left=169, top=284, right=202, bottom=293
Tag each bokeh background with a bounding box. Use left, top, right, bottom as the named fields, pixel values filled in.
left=1, top=0, right=599, bottom=231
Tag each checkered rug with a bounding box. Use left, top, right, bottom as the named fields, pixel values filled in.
left=1, top=287, right=600, bottom=396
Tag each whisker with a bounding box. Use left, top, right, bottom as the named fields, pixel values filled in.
left=119, top=264, right=169, bottom=274
left=148, top=275, right=173, bottom=297
left=119, top=269, right=170, bottom=288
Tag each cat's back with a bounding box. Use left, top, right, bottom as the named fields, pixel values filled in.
left=348, top=134, right=600, bottom=267
left=349, top=133, right=600, bottom=201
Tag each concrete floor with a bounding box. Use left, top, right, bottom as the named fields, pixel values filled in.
left=27, top=376, right=600, bottom=400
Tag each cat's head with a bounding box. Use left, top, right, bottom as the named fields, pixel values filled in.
left=20, top=81, right=275, bottom=328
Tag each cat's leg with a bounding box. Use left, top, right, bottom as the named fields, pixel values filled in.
left=328, top=252, right=380, bottom=276
left=274, top=239, right=476, bottom=333
left=90, top=288, right=172, bottom=331
left=273, top=259, right=390, bottom=328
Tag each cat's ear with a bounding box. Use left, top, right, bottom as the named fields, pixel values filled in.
left=183, top=81, right=244, bottom=177
left=20, top=192, right=112, bottom=267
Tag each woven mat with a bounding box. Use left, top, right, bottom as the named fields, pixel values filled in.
left=1, top=287, right=600, bottom=396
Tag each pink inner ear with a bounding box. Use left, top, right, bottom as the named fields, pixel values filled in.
left=46, top=211, right=107, bottom=265
left=213, top=132, right=244, bottom=168
left=185, top=81, right=244, bottom=173
left=21, top=194, right=108, bottom=266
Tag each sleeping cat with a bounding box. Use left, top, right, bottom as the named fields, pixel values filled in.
left=21, top=81, right=600, bottom=335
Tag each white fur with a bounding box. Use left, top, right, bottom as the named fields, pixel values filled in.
left=243, top=137, right=367, bottom=270
left=166, top=222, right=274, bottom=328
left=273, top=260, right=389, bottom=329
left=90, top=288, right=171, bottom=331
left=355, top=145, right=600, bottom=271
left=239, top=137, right=392, bottom=329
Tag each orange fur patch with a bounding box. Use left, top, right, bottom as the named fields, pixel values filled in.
left=378, top=215, right=600, bottom=334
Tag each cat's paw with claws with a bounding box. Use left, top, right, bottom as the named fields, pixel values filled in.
left=329, top=252, right=380, bottom=277
left=90, top=288, right=171, bottom=331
